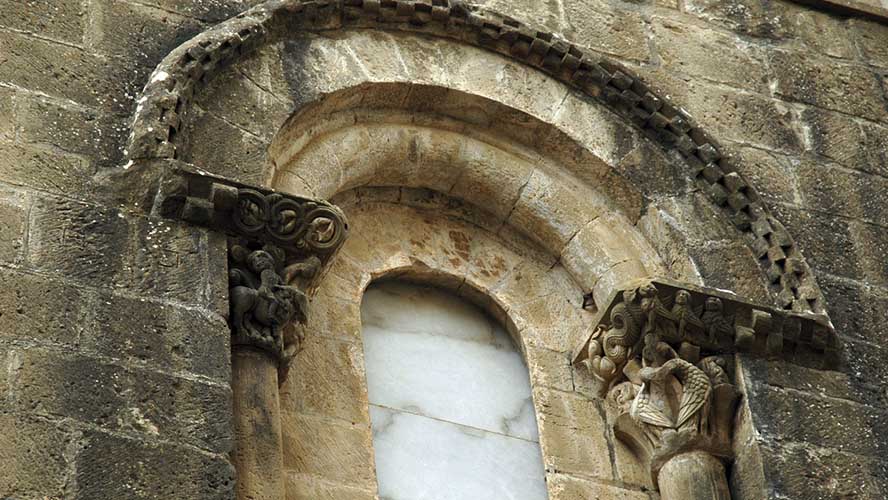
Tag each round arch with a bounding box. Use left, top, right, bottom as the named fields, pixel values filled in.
left=265, top=80, right=673, bottom=309
left=280, top=194, right=654, bottom=497
left=98, top=4, right=853, bottom=500
left=117, top=0, right=826, bottom=315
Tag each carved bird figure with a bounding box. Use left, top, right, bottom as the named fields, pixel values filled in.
left=630, top=382, right=674, bottom=429
left=637, top=357, right=711, bottom=429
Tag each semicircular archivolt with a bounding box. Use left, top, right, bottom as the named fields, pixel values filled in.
left=120, top=0, right=825, bottom=315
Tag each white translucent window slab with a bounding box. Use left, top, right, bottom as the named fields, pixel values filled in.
left=361, top=282, right=548, bottom=500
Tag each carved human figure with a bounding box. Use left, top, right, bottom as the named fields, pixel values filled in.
left=671, top=290, right=704, bottom=342
left=229, top=244, right=308, bottom=357
left=701, top=297, right=733, bottom=344
left=639, top=284, right=679, bottom=366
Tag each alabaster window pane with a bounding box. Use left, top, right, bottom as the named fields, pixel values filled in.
left=369, top=405, right=549, bottom=500
left=362, top=282, right=548, bottom=500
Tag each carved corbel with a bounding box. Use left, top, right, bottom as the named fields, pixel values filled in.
left=573, top=278, right=839, bottom=499
left=152, top=165, right=348, bottom=371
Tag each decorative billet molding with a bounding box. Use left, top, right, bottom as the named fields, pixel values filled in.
left=573, top=278, right=838, bottom=492
left=152, top=165, right=348, bottom=363
left=123, top=0, right=826, bottom=316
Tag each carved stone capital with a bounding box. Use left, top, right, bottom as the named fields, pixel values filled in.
left=608, top=356, right=739, bottom=483
left=227, top=239, right=318, bottom=361
left=152, top=165, right=348, bottom=370
left=573, top=278, right=840, bottom=487
left=152, top=166, right=348, bottom=261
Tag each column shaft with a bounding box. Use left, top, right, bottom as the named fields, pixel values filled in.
left=231, top=348, right=286, bottom=500
left=658, top=451, right=731, bottom=500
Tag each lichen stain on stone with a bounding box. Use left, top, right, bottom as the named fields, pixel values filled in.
left=447, top=230, right=471, bottom=263
left=475, top=254, right=508, bottom=279
left=409, top=237, right=427, bottom=251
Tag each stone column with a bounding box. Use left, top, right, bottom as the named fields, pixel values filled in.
left=231, top=349, right=286, bottom=500
left=574, top=278, right=839, bottom=500
left=149, top=169, right=348, bottom=500
left=658, top=451, right=731, bottom=500
left=227, top=240, right=311, bottom=500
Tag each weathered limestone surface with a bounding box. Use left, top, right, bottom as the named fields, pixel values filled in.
left=1, top=0, right=887, bottom=499
left=276, top=197, right=661, bottom=498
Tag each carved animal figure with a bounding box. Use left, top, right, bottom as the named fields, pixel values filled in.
left=635, top=357, right=712, bottom=429
left=284, top=255, right=321, bottom=285
left=698, top=356, right=731, bottom=386
left=229, top=247, right=308, bottom=353
left=602, top=302, right=643, bottom=365
left=584, top=327, right=618, bottom=383
left=610, top=381, right=640, bottom=414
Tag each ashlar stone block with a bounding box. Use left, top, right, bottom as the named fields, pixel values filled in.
left=652, top=17, right=769, bottom=92
left=27, top=195, right=216, bottom=307
left=770, top=51, right=888, bottom=124
left=280, top=335, right=370, bottom=424
left=534, top=387, right=615, bottom=481
left=75, top=429, right=235, bottom=499
left=284, top=472, right=376, bottom=500
left=13, top=349, right=232, bottom=454
left=547, top=473, right=651, bottom=500
left=0, top=413, right=71, bottom=499
left=280, top=412, right=376, bottom=490
left=0, top=0, right=86, bottom=45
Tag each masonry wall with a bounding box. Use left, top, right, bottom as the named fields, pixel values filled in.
left=1, top=1, right=887, bottom=499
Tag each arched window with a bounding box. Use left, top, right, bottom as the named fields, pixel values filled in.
left=361, top=281, right=549, bottom=500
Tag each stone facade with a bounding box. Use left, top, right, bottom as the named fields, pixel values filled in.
left=0, top=1, right=887, bottom=499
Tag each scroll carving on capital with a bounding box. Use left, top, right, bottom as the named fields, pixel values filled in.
left=573, top=278, right=839, bottom=490
left=152, top=165, right=348, bottom=375
left=153, top=166, right=348, bottom=256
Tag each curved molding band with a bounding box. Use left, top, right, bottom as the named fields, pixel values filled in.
left=123, top=0, right=824, bottom=315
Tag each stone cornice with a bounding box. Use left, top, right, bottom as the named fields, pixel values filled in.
left=152, top=164, right=348, bottom=264
left=573, top=278, right=840, bottom=384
